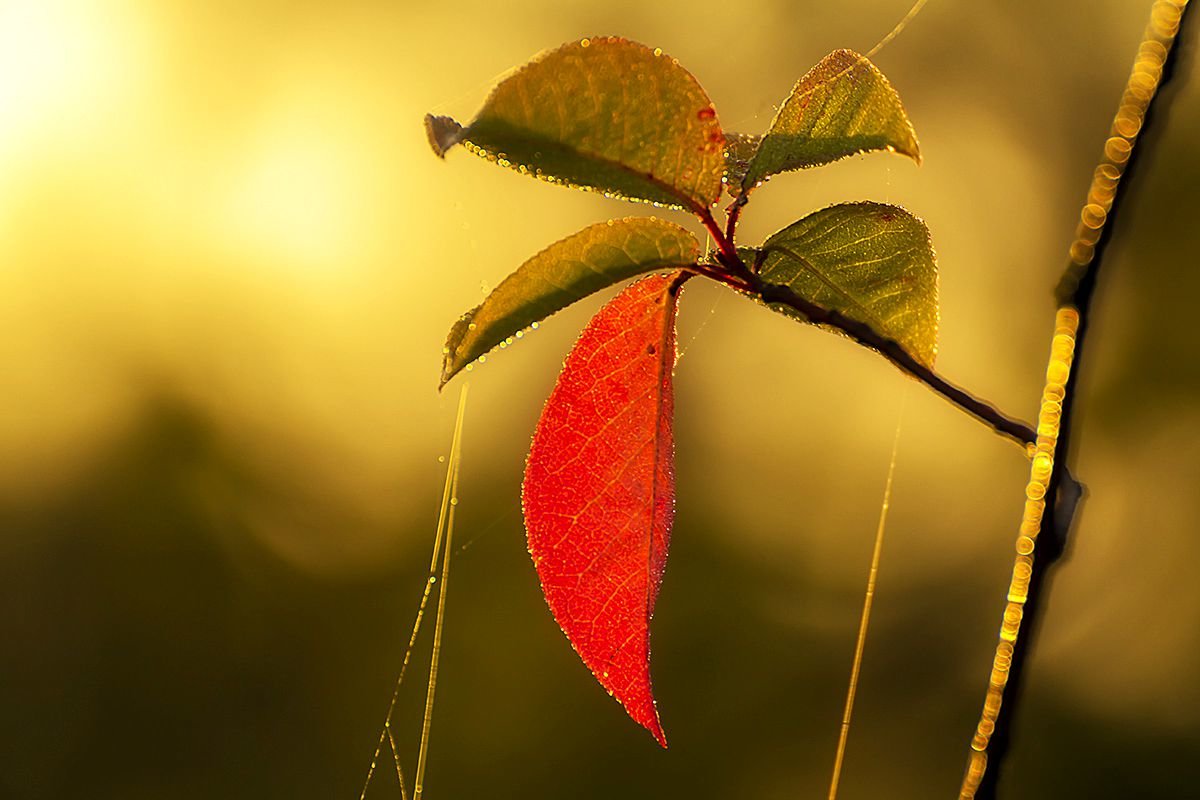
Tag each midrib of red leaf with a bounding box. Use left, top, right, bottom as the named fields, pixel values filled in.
left=522, top=272, right=685, bottom=747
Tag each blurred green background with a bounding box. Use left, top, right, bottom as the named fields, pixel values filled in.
left=2, top=1, right=1198, bottom=797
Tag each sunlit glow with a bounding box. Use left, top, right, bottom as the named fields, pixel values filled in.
left=222, top=105, right=367, bottom=273
left=0, top=0, right=145, bottom=160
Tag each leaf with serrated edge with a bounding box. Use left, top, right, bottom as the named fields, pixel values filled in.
left=441, top=218, right=699, bottom=387
left=756, top=202, right=938, bottom=366
left=742, top=49, right=920, bottom=190
left=523, top=272, right=685, bottom=748
left=431, top=37, right=725, bottom=211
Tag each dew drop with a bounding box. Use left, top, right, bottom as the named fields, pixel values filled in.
left=467, top=322, right=477, bottom=330
left=1081, top=203, right=1107, bottom=229
left=652, top=47, right=663, bottom=57
left=581, top=38, right=591, bottom=48
left=531, top=321, right=540, bottom=330
left=438, top=455, right=446, bottom=463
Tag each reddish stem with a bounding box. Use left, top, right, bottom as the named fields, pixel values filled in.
left=724, top=194, right=749, bottom=251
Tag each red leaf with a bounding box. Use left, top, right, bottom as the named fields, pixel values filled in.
left=522, top=272, right=686, bottom=747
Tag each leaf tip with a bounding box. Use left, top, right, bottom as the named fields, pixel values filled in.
left=439, top=352, right=463, bottom=390
left=424, top=113, right=465, bottom=158
left=649, top=717, right=668, bottom=748
left=617, top=676, right=668, bottom=748
left=437, top=355, right=457, bottom=390
left=895, top=134, right=922, bottom=166
left=439, top=310, right=478, bottom=389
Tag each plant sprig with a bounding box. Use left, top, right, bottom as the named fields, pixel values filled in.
left=424, top=35, right=1036, bottom=747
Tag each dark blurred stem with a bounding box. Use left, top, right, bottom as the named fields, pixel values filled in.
left=725, top=193, right=749, bottom=246
left=964, top=3, right=1192, bottom=797
left=695, top=208, right=1037, bottom=448
left=753, top=280, right=1037, bottom=448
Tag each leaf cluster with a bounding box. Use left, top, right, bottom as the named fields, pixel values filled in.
left=425, top=36, right=933, bottom=745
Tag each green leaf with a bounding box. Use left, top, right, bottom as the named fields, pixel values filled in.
left=426, top=37, right=725, bottom=212
left=742, top=50, right=920, bottom=190
left=755, top=202, right=938, bottom=366
left=441, top=217, right=701, bottom=386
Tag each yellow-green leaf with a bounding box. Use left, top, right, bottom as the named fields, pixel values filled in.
left=428, top=37, right=726, bottom=212
left=756, top=202, right=938, bottom=366
left=441, top=217, right=701, bottom=386
left=742, top=50, right=920, bottom=190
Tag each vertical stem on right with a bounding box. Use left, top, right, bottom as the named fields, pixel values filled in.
left=960, top=310, right=1077, bottom=797
left=959, top=2, right=1190, bottom=797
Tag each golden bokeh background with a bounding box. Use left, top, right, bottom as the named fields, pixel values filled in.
left=2, top=1, right=1198, bottom=797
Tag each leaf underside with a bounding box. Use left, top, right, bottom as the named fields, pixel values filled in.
left=522, top=272, right=684, bottom=748
left=742, top=49, right=920, bottom=190
left=756, top=202, right=938, bottom=366
left=440, top=218, right=699, bottom=386
left=431, top=37, right=725, bottom=211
